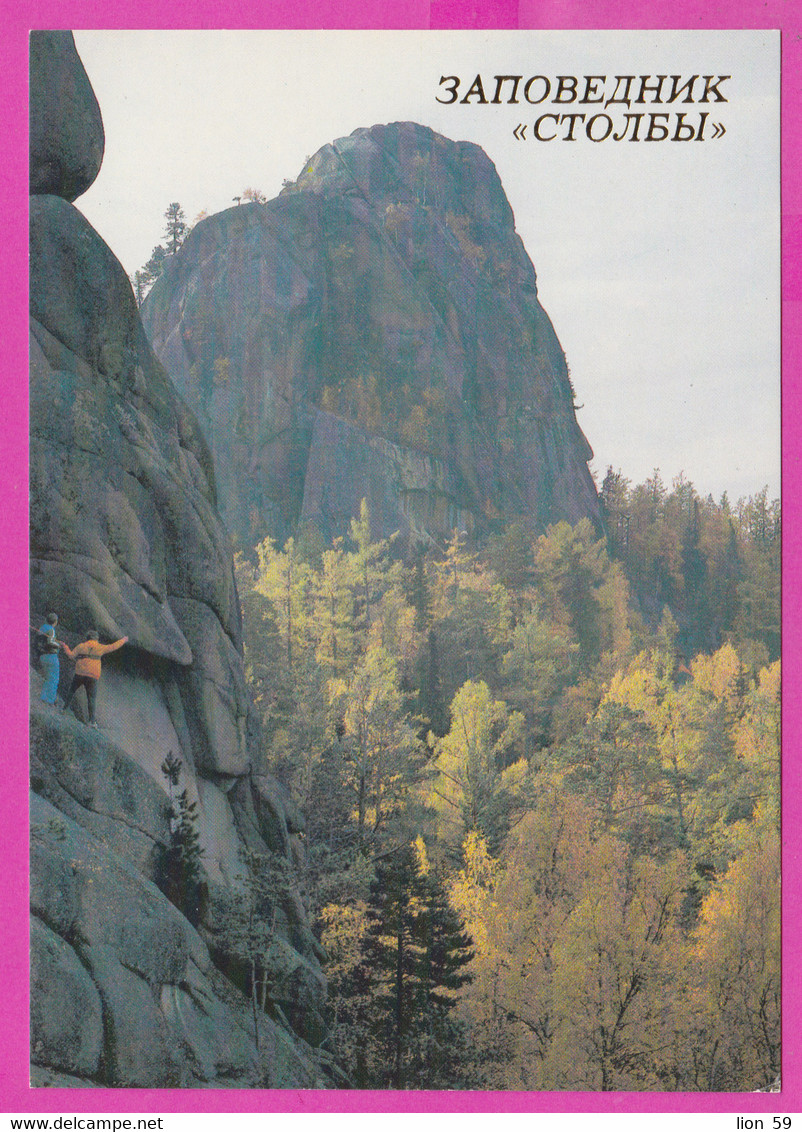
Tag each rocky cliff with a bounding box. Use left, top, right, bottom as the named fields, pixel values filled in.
left=29, top=32, right=329, bottom=1088
left=141, top=121, right=600, bottom=550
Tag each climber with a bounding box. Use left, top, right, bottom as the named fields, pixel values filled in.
left=35, top=612, right=63, bottom=705
left=62, top=629, right=129, bottom=728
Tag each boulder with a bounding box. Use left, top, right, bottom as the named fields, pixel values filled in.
left=29, top=31, right=104, bottom=201
left=30, top=919, right=104, bottom=1079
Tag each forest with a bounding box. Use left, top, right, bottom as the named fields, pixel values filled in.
left=231, top=470, right=780, bottom=1091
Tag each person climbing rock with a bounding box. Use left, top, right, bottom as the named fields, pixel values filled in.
left=62, top=629, right=129, bottom=727
left=36, top=612, right=63, bottom=705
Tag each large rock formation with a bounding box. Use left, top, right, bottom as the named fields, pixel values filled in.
left=29, top=32, right=329, bottom=1088
left=29, top=31, right=104, bottom=201
left=142, top=121, right=600, bottom=551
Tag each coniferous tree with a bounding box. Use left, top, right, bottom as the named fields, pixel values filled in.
left=217, top=847, right=296, bottom=1050
left=133, top=203, right=189, bottom=302
left=163, top=201, right=188, bottom=253
left=406, top=549, right=432, bottom=632
left=131, top=268, right=150, bottom=306
left=328, top=644, right=422, bottom=851
left=156, top=753, right=206, bottom=925
left=486, top=520, right=535, bottom=598
left=413, top=857, right=475, bottom=1086
left=360, top=841, right=473, bottom=1088
left=144, top=243, right=167, bottom=283
left=417, top=628, right=448, bottom=737
left=348, top=498, right=389, bottom=639
left=600, top=466, right=631, bottom=558
left=552, top=700, right=668, bottom=852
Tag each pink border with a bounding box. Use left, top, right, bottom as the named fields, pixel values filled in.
left=3, top=0, right=797, bottom=1115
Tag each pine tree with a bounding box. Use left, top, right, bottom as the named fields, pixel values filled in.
left=131, top=269, right=150, bottom=306
left=132, top=244, right=168, bottom=299
left=156, top=753, right=206, bottom=925
left=486, top=520, right=535, bottom=598
left=360, top=841, right=472, bottom=1088
left=681, top=498, right=708, bottom=652
left=133, top=203, right=189, bottom=302
left=144, top=243, right=167, bottom=281
left=313, top=540, right=356, bottom=679
left=348, top=498, right=389, bottom=639
left=418, top=628, right=448, bottom=736
left=163, top=201, right=187, bottom=253
left=407, top=549, right=432, bottom=632
left=413, top=857, right=475, bottom=1086
left=553, top=700, right=666, bottom=851
left=255, top=535, right=312, bottom=671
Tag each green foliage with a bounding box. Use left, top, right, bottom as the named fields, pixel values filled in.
left=405, top=549, right=432, bottom=632
left=355, top=840, right=473, bottom=1088
left=415, top=628, right=448, bottom=737
left=533, top=518, right=610, bottom=666
left=132, top=202, right=189, bottom=303
left=500, top=607, right=578, bottom=747
left=431, top=679, right=524, bottom=852
left=328, top=644, right=423, bottom=850
left=600, top=467, right=780, bottom=664
left=131, top=269, right=150, bottom=306
left=233, top=479, right=780, bottom=1091
left=162, top=201, right=187, bottom=254
left=216, top=847, right=297, bottom=1050
left=486, top=520, right=535, bottom=596
left=156, top=753, right=206, bottom=925
left=552, top=700, right=668, bottom=851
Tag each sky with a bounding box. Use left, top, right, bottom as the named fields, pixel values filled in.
left=73, top=29, right=780, bottom=504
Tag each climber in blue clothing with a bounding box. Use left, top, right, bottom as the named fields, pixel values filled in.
left=36, top=612, right=63, bottom=705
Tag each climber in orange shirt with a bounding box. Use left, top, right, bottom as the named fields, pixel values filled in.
left=62, top=629, right=129, bottom=728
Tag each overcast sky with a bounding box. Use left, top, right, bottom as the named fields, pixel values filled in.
left=72, top=29, right=780, bottom=503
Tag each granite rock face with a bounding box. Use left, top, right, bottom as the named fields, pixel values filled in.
left=29, top=37, right=329, bottom=1088
left=30, top=193, right=251, bottom=778
left=30, top=790, right=327, bottom=1088
left=29, top=31, right=104, bottom=201
left=142, top=121, right=600, bottom=549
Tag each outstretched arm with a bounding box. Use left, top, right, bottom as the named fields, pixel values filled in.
left=99, top=636, right=129, bottom=656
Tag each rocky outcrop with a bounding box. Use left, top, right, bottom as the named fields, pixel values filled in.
left=29, top=191, right=255, bottom=781
left=30, top=788, right=325, bottom=1088
left=29, top=32, right=104, bottom=201
left=142, top=121, right=600, bottom=550
left=30, top=32, right=329, bottom=1088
